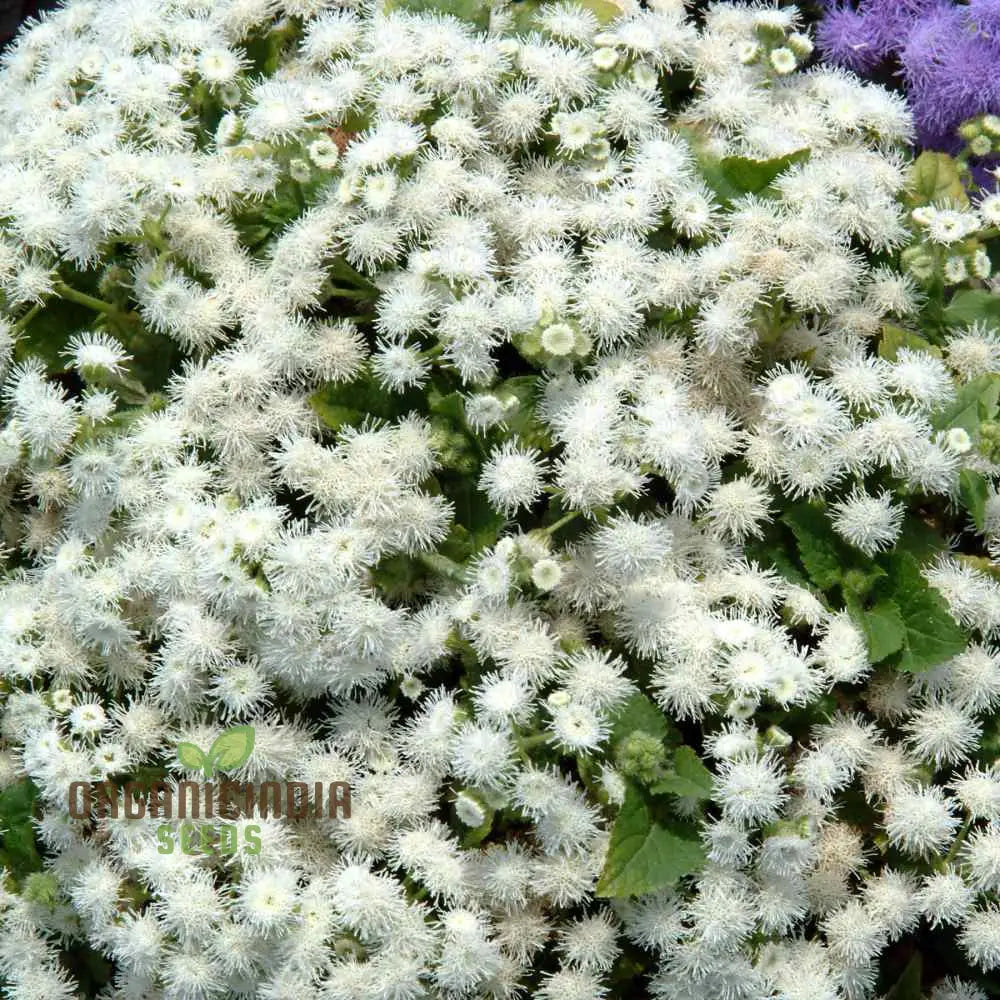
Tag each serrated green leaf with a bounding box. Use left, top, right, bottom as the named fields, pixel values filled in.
left=781, top=504, right=844, bottom=589
left=651, top=746, right=714, bottom=800
left=931, top=373, right=1000, bottom=435
left=428, top=389, right=466, bottom=425
left=509, top=0, right=619, bottom=32
left=907, top=151, right=968, bottom=207
left=717, top=149, right=811, bottom=195
left=176, top=743, right=207, bottom=772
left=609, top=693, right=670, bottom=749
left=745, top=525, right=811, bottom=589
left=888, top=551, right=967, bottom=672
left=892, top=517, right=949, bottom=566
left=878, top=324, right=942, bottom=360
left=309, top=373, right=424, bottom=432
left=207, top=725, right=256, bottom=774
left=781, top=503, right=881, bottom=592
left=308, top=397, right=364, bottom=431
left=960, top=468, right=990, bottom=533
left=596, top=782, right=706, bottom=897
left=0, top=779, right=40, bottom=878
left=493, top=375, right=551, bottom=449
left=942, top=290, right=1000, bottom=328
left=848, top=597, right=906, bottom=663
left=957, top=553, right=1000, bottom=581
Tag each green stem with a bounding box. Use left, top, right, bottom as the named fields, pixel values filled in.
left=939, top=814, right=973, bottom=872
left=541, top=509, right=581, bottom=537
left=417, top=551, right=465, bottom=583
left=10, top=303, right=42, bottom=336
left=514, top=730, right=550, bottom=763
left=326, top=286, right=373, bottom=300
left=52, top=281, right=121, bottom=316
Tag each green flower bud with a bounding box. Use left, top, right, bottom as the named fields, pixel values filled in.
left=970, top=134, right=994, bottom=158
left=959, top=119, right=984, bottom=142
left=616, top=731, right=668, bottom=784
left=22, top=871, right=60, bottom=908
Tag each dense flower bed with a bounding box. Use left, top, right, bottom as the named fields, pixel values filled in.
left=0, top=1, right=998, bottom=999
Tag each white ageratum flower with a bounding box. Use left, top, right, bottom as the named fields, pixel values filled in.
left=478, top=440, right=547, bottom=515
left=829, top=486, right=904, bottom=556
left=531, top=557, right=563, bottom=590
left=238, top=867, right=300, bottom=932
left=713, top=752, right=787, bottom=828
left=547, top=700, right=609, bottom=753
left=704, top=477, right=774, bottom=540
left=68, top=701, right=108, bottom=737
left=883, top=785, right=960, bottom=858
left=63, top=332, right=131, bottom=376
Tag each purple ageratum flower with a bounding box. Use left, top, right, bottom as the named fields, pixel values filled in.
left=932, top=34, right=1000, bottom=118
left=816, top=6, right=885, bottom=72
left=816, top=6, right=884, bottom=72
left=898, top=5, right=967, bottom=85
left=967, top=0, right=1000, bottom=38
left=861, top=0, right=949, bottom=53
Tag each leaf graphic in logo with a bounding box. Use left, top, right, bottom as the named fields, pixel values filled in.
left=176, top=742, right=207, bottom=774
left=206, top=726, right=255, bottom=776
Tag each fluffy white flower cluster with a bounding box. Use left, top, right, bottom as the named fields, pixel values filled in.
left=0, top=0, right=997, bottom=999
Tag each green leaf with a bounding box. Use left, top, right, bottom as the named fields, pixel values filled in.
left=509, top=0, right=619, bottom=32
left=717, top=149, right=811, bottom=195
left=309, top=373, right=424, bottom=432
left=878, top=324, right=942, bottom=360
left=494, top=375, right=551, bottom=449
left=0, top=779, right=40, bottom=878
left=676, top=126, right=809, bottom=206
left=907, top=151, right=968, bottom=207
left=942, top=290, right=1000, bottom=328
left=596, top=782, right=706, bottom=897
left=960, top=468, right=990, bottom=533
left=931, top=373, right=1000, bottom=435
left=207, top=725, right=256, bottom=774
left=176, top=743, right=207, bottom=772
left=848, top=597, right=906, bottom=663
left=781, top=503, right=881, bottom=591
left=888, top=552, right=968, bottom=672
left=651, top=746, right=714, bottom=800
left=745, top=524, right=811, bottom=589
left=781, top=504, right=845, bottom=589
left=428, top=389, right=466, bottom=425
left=892, top=517, right=949, bottom=566
left=308, top=396, right=364, bottom=432
left=609, top=693, right=670, bottom=748
left=384, top=0, right=492, bottom=27
left=885, top=951, right=922, bottom=1000
left=573, top=0, right=622, bottom=24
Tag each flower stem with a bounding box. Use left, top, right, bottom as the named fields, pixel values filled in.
left=52, top=281, right=120, bottom=316
left=541, top=509, right=581, bottom=537
left=939, top=813, right=973, bottom=872
left=417, top=551, right=465, bottom=582
left=10, top=303, right=42, bottom=336
left=326, top=285, right=373, bottom=300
